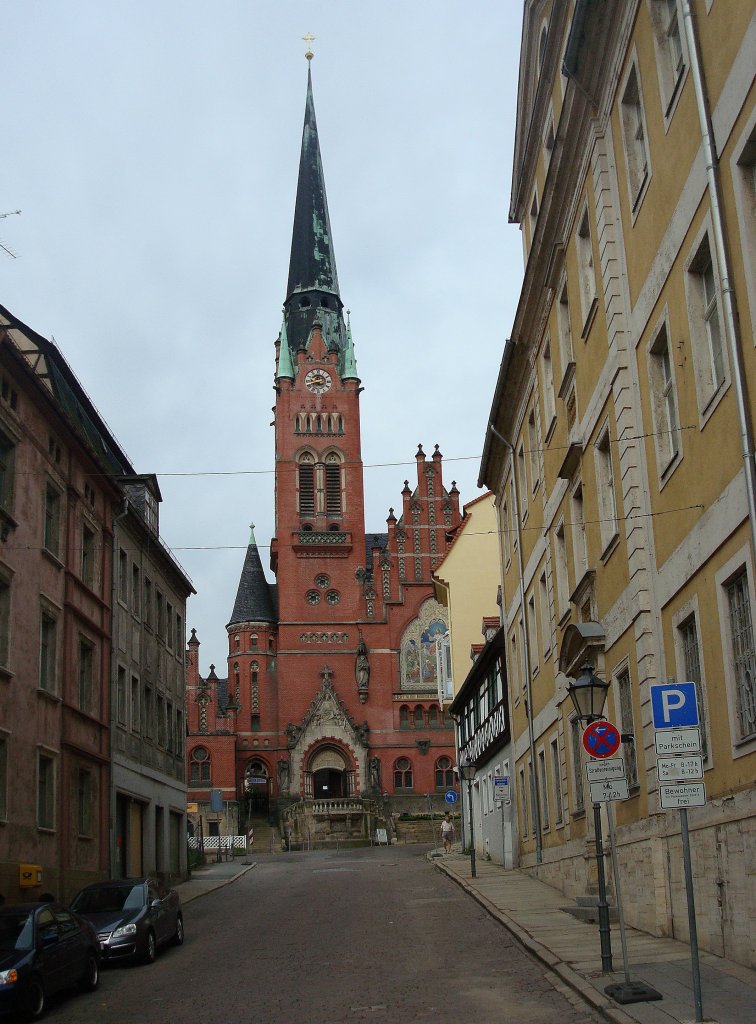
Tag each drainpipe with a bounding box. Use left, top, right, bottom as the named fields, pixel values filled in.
left=109, top=498, right=130, bottom=877
left=682, top=0, right=756, bottom=563
left=488, top=423, right=543, bottom=864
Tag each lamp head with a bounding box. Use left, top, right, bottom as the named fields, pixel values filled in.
left=567, top=660, right=610, bottom=723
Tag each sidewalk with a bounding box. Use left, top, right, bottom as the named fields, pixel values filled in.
left=431, top=850, right=755, bottom=1024
left=176, top=858, right=256, bottom=904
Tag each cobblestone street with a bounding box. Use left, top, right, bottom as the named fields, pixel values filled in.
left=47, top=848, right=603, bottom=1024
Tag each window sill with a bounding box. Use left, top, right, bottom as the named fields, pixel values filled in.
left=37, top=826, right=56, bottom=835
left=580, top=297, right=599, bottom=341
left=37, top=688, right=61, bottom=704
left=600, top=532, right=620, bottom=565
left=544, top=414, right=557, bottom=446
left=41, top=548, right=64, bottom=570
left=0, top=666, right=14, bottom=682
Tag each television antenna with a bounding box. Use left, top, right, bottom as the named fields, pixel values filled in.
left=1, top=210, right=21, bottom=259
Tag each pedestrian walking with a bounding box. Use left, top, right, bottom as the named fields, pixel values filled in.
left=441, top=813, right=454, bottom=854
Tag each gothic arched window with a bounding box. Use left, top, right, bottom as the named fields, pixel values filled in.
left=435, top=756, right=454, bottom=790
left=399, top=706, right=410, bottom=730
left=324, top=452, right=342, bottom=516
left=394, top=757, right=413, bottom=791
left=298, top=452, right=315, bottom=516
left=189, top=746, right=211, bottom=785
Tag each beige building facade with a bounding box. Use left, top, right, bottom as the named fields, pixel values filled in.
left=479, top=1, right=755, bottom=967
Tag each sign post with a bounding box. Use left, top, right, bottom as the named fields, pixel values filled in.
left=650, top=683, right=705, bottom=1024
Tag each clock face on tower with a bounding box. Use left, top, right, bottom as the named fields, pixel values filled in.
left=304, top=368, right=332, bottom=395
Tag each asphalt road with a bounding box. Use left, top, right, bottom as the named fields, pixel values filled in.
left=46, top=847, right=603, bottom=1024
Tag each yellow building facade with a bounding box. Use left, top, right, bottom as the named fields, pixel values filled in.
left=480, top=0, right=755, bottom=967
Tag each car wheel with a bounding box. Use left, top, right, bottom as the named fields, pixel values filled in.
left=80, top=952, right=99, bottom=992
left=23, top=974, right=46, bottom=1021
left=142, top=929, right=157, bottom=964
left=172, top=914, right=184, bottom=946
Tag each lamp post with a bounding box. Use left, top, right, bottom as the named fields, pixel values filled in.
left=459, top=758, right=477, bottom=879
left=567, top=661, right=613, bottom=974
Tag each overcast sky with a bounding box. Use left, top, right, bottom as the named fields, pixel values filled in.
left=4, top=1, right=525, bottom=673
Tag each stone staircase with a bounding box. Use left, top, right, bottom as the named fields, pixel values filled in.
left=246, top=819, right=280, bottom=855
left=393, top=818, right=442, bottom=844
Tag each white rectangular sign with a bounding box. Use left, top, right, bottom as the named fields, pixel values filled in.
left=589, top=779, right=630, bottom=803
left=654, top=727, right=701, bottom=755
left=659, top=783, right=706, bottom=809
left=586, top=758, right=626, bottom=782
left=494, top=776, right=510, bottom=799
left=656, top=755, right=704, bottom=782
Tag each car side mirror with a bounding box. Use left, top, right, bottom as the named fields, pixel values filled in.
left=150, top=899, right=161, bottom=908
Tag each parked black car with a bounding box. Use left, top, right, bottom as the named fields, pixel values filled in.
left=70, top=878, right=183, bottom=965
left=0, top=901, right=100, bottom=1020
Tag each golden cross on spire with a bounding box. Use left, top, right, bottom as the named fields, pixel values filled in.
left=303, top=32, right=315, bottom=62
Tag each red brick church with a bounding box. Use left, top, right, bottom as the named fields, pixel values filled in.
left=186, top=64, right=462, bottom=845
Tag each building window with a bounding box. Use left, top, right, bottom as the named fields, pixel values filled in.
left=650, top=0, right=686, bottom=114
left=77, top=769, right=93, bottom=837
left=517, top=444, right=527, bottom=517
left=0, top=430, right=15, bottom=512
left=39, top=609, right=57, bottom=693
left=617, top=669, right=639, bottom=789
left=166, top=602, right=173, bottom=649
left=0, top=734, right=6, bottom=820
left=0, top=576, right=10, bottom=670
left=554, top=521, right=569, bottom=621
left=571, top=482, right=588, bottom=581
left=298, top=454, right=315, bottom=516
left=541, top=338, right=556, bottom=432
left=78, top=638, right=94, bottom=712
left=156, top=591, right=165, bottom=642
left=393, top=757, right=413, bottom=791
left=400, top=706, right=410, bottom=730
left=157, top=695, right=165, bottom=747
left=595, top=426, right=619, bottom=553
left=143, top=685, right=153, bottom=739
left=725, top=570, right=756, bottom=740
left=38, top=753, right=55, bottom=830
left=556, top=278, right=573, bottom=378
left=535, top=751, right=548, bottom=830
left=570, top=718, right=585, bottom=815
left=118, top=548, right=128, bottom=603
left=619, top=62, right=650, bottom=209
left=79, top=524, right=95, bottom=589
left=132, top=565, right=141, bottom=616
left=518, top=768, right=529, bottom=835
left=325, top=453, right=342, bottom=517
left=679, top=615, right=708, bottom=758
left=166, top=701, right=174, bottom=752
left=116, top=666, right=127, bottom=726
left=435, top=756, right=454, bottom=790
left=686, top=232, right=727, bottom=413
left=649, top=320, right=681, bottom=474
left=550, top=738, right=563, bottom=824
left=175, top=711, right=184, bottom=757
left=176, top=612, right=183, bottom=653
left=527, top=592, right=538, bottom=674
left=576, top=206, right=597, bottom=331
left=130, top=676, right=140, bottom=733
left=527, top=410, right=539, bottom=492
left=414, top=705, right=424, bottom=728
left=143, top=577, right=152, bottom=627
left=539, top=572, right=550, bottom=656
left=189, top=746, right=211, bottom=785
left=43, top=483, right=62, bottom=557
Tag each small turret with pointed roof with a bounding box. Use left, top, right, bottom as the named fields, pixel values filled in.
left=228, top=525, right=277, bottom=627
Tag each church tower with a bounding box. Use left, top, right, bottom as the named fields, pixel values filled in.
left=186, top=60, right=464, bottom=843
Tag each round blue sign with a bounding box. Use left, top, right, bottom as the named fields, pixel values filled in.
left=444, top=790, right=459, bottom=803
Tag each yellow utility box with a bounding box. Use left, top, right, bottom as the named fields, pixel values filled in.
left=19, top=864, right=43, bottom=888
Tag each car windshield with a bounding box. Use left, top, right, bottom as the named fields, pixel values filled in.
left=71, top=884, right=145, bottom=914
left=0, top=912, right=34, bottom=951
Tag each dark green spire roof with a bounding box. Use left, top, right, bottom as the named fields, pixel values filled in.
left=227, top=525, right=277, bottom=627
left=287, top=66, right=340, bottom=302
left=284, top=66, right=349, bottom=358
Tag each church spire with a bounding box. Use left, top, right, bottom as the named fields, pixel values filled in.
left=227, top=524, right=277, bottom=627
left=283, top=63, right=348, bottom=357
left=286, top=65, right=340, bottom=304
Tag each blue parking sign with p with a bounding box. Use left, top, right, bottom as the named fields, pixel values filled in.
left=650, top=682, right=699, bottom=729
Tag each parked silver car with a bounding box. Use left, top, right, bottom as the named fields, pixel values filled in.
left=70, top=878, right=183, bottom=965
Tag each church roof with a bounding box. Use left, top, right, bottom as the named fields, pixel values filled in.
left=227, top=527, right=278, bottom=627
left=365, top=533, right=388, bottom=574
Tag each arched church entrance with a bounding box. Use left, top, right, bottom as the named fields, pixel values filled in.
left=307, top=746, right=353, bottom=799
left=244, top=759, right=270, bottom=816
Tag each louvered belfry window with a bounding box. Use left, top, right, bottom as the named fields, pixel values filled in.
left=298, top=455, right=315, bottom=516
left=325, top=454, right=341, bottom=516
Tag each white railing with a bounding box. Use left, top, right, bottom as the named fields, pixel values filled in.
left=310, top=800, right=364, bottom=815
left=188, top=835, right=246, bottom=851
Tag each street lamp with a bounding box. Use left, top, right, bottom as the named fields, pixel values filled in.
left=567, top=661, right=613, bottom=973
left=459, top=757, right=477, bottom=879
